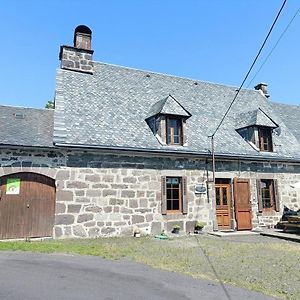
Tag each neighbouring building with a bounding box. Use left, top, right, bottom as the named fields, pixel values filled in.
left=0, top=25, right=300, bottom=239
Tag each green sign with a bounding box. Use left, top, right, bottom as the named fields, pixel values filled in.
left=6, top=178, right=21, bottom=195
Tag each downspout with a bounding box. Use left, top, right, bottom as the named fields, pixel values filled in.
left=210, top=135, right=218, bottom=231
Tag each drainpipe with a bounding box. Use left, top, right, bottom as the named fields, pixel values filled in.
left=210, top=135, right=219, bottom=231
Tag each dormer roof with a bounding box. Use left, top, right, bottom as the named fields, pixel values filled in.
left=235, top=108, right=278, bottom=129
left=146, top=94, right=191, bottom=119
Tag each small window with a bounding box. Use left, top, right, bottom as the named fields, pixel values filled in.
left=237, top=126, right=273, bottom=152
left=257, top=179, right=279, bottom=212
left=166, top=177, right=181, bottom=211
left=166, top=117, right=183, bottom=145
left=258, top=127, right=273, bottom=152
left=161, top=176, right=188, bottom=214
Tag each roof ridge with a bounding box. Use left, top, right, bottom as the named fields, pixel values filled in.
left=0, top=104, right=52, bottom=111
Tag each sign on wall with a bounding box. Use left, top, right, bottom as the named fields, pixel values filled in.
left=6, top=178, right=21, bottom=195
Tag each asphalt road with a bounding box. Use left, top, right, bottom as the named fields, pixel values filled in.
left=0, top=251, right=275, bottom=300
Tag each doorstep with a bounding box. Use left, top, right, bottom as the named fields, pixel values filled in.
left=260, top=229, right=300, bottom=243
left=208, top=230, right=259, bottom=237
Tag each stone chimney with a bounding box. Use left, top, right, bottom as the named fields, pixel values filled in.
left=59, top=25, right=94, bottom=74
left=254, top=82, right=270, bottom=98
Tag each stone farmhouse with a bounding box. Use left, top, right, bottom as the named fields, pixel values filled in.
left=0, top=25, right=299, bottom=239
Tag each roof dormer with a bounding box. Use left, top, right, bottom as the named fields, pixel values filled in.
left=146, top=95, right=191, bottom=146
left=236, top=108, right=278, bottom=152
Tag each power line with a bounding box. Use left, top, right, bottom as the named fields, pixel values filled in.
left=210, top=0, right=287, bottom=138
left=247, top=5, right=300, bottom=88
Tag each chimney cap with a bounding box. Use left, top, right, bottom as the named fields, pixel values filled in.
left=254, top=82, right=270, bottom=98
left=254, top=82, right=268, bottom=89
left=74, top=25, right=92, bottom=35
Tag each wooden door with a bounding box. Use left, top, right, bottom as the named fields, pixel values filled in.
left=215, top=183, right=231, bottom=230
left=0, top=173, right=55, bottom=239
left=234, top=178, right=252, bottom=230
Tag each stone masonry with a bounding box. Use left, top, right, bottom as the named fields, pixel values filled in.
left=0, top=148, right=300, bottom=239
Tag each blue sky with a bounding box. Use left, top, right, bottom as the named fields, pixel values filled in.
left=0, top=0, right=299, bottom=108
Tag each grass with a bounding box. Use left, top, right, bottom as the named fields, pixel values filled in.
left=0, top=235, right=299, bottom=299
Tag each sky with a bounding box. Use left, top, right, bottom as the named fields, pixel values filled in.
left=0, top=0, right=300, bottom=108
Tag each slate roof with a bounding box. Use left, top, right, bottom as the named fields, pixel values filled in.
left=235, top=108, right=278, bottom=129
left=0, top=105, right=54, bottom=148
left=271, top=102, right=300, bottom=144
left=53, top=62, right=300, bottom=160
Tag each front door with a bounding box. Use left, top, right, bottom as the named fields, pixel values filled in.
left=234, top=178, right=252, bottom=230
left=0, top=173, right=56, bottom=239
left=215, top=182, right=231, bottom=230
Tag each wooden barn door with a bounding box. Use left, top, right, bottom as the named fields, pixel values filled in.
left=234, top=178, right=252, bottom=230
left=0, top=173, right=55, bottom=239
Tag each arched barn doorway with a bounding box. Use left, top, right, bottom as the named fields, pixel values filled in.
left=0, top=172, right=55, bottom=239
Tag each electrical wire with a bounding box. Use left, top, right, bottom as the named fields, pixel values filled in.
left=247, top=5, right=300, bottom=88
left=210, top=0, right=287, bottom=138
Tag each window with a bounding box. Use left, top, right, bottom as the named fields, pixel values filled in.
left=161, top=176, right=187, bottom=214
left=257, top=179, right=279, bottom=212
left=237, top=126, right=273, bottom=152
left=258, top=127, right=273, bottom=152
left=166, top=177, right=181, bottom=211
left=166, top=117, right=183, bottom=145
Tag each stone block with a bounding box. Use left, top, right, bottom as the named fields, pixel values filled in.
left=151, top=222, right=162, bottom=234
left=77, top=214, right=94, bottom=223
left=104, top=206, right=112, bottom=213
left=102, top=175, right=114, bottom=182
left=55, top=214, right=75, bottom=225
left=54, top=226, right=63, bottom=238
left=67, top=181, right=88, bottom=189
left=84, top=221, right=96, bottom=227
left=56, top=190, right=73, bottom=202
left=120, top=207, right=132, bottom=214
left=132, top=215, right=145, bottom=224
left=129, top=199, right=138, bottom=208
left=75, top=197, right=90, bottom=203
left=56, top=170, right=70, bottom=180
left=121, top=190, right=135, bottom=198
left=85, top=174, right=101, bottom=182
left=92, top=183, right=109, bottom=189
left=88, top=227, right=100, bottom=237
left=75, top=190, right=85, bottom=196
left=101, top=227, right=116, bottom=235
left=109, top=198, right=124, bottom=205
left=146, top=214, right=153, bottom=222
left=73, top=225, right=87, bottom=237
left=97, top=222, right=105, bottom=227
left=186, top=221, right=196, bottom=233
left=139, top=199, right=148, bottom=208
left=67, top=204, right=82, bottom=213
left=85, top=206, right=102, bottom=213
left=86, top=190, right=101, bottom=197
left=123, top=177, right=137, bottom=183
left=55, top=203, right=66, bottom=214
left=103, top=189, right=117, bottom=197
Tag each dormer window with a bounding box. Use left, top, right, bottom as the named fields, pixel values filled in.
left=235, top=108, right=278, bottom=153
left=238, top=126, right=273, bottom=152
left=146, top=95, right=191, bottom=147
left=258, top=127, right=273, bottom=152
left=167, top=117, right=183, bottom=145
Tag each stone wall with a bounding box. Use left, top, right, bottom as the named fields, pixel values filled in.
left=0, top=147, right=300, bottom=238
left=54, top=152, right=212, bottom=238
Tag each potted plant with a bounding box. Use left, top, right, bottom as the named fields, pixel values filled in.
left=172, top=225, right=181, bottom=234
left=194, top=221, right=205, bottom=234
